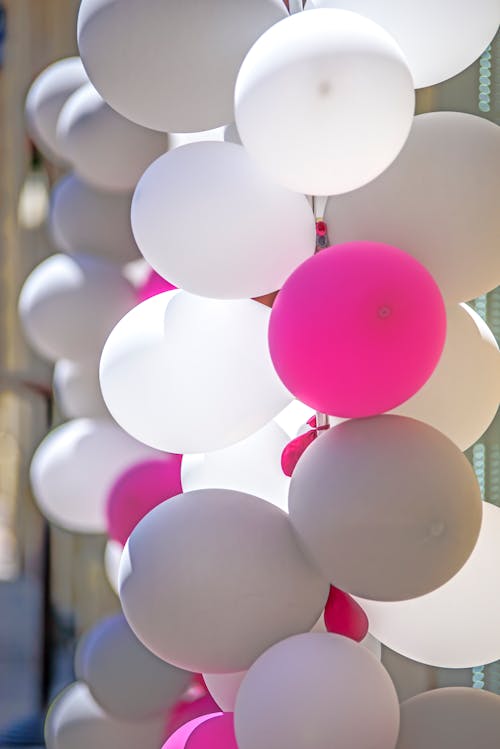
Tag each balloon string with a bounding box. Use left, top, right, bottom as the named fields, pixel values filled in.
left=312, top=195, right=331, bottom=432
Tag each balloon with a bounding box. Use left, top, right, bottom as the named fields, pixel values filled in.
left=104, top=539, right=122, bottom=595
left=45, top=683, right=166, bottom=749
left=18, top=253, right=135, bottom=362
left=136, top=268, right=176, bottom=303
left=306, top=0, right=500, bottom=88
left=53, top=359, right=108, bottom=419
left=356, top=502, right=500, bottom=668
left=393, top=304, right=500, bottom=450
left=100, top=291, right=292, bottom=454
left=119, top=489, right=329, bottom=673
left=397, top=687, right=500, bottom=749
left=223, top=124, right=242, bottom=145
left=107, top=456, right=183, bottom=546
left=131, top=142, right=315, bottom=299
left=325, top=112, right=500, bottom=303
left=163, top=715, right=221, bottom=749
left=186, top=713, right=238, bottom=749
left=49, top=174, right=139, bottom=263
left=77, top=614, right=191, bottom=720
left=167, top=697, right=221, bottom=739
left=57, top=83, right=167, bottom=192
left=168, top=127, right=226, bottom=150
left=25, top=57, right=88, bottom=164
left=30, top=418, right=163, bottom=533
left=181, top=421, right=290, bottom=512
left=234, top=633, right=400, bottom=749
left=274, top=400, right=316, bottom=439
left=77, top=0, right=287, bottom=132
left=235, top=9, right=414, bottom=196
left=324, top=587, right=369, bottom=642
left=269, top=243, right=446, bottom=418
left=289, top=415, right=482, bottom=601
left=202, top=672, right=246, bottom=713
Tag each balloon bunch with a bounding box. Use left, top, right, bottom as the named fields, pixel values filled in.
left=19, top=1, right=500, bottom=748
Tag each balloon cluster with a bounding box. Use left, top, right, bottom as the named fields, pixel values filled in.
left=19, top=1, right=500, bottom=748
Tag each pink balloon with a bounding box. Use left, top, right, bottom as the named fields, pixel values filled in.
left=324, top=586, right=369, bottom=643
left=162, top=714, right=221, bottom=749
left=185, top=713, right=238, bottom=749
left=167, top=695, right=222, bottom=738
left=106, top=456, right=182, bottom=546
left=268, top=242, right=446, bottom=417
left=137, top=268, right=176, bottom=303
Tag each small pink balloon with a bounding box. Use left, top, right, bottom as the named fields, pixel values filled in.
left=162, top=714, right=222, bottom=749
left=167, top=695, right=221, bottom=738
left=269, top=242, right=446, bottom=418
left=106, top=456, right=182, bottom=546
left=324, top=586, right=369, bottom=643
left=137, top=268, right=176, bottom=303
left=185, top=713, right=238, bottom=749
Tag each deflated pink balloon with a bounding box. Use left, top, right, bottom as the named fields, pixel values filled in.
left=163, top=714, right=221, bottom=749
left=185, top=713, right=238, bottom=749
left=137, top=268, right=176, bottom=303
left=106, top=457, right=182, bottom=546
left=324, top=586, right=369, bottom=643
left=269, top=242, right=446, bottom=417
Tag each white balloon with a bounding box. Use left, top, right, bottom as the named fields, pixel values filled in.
left=104, top=539, right=122, bottom=596
left=274, top=400, right=316, bottom=439
left=393, top=304, right=500, bottom=450
left=25, top=57, right=88, bottom=164
left=100, top=291, right=292, bottom=454
left=45, top=683, right=165, bottom=749
left=326, top=112, right=500, bottom=303
left=356, top=503, right=500, bottom=669
left=306, top=0, right=500, bottom=88
left=289, top=415, right=482, bottom=601
left=168, top=127, right=226, bottom=150
left=203, top=671, right=246, bottom=713
left=235, top=9, right=414, bottom=196
left=78, top=614, right=191, bottom=720
left=53, top=359, right=108, bottom=419
left=181, top=420, right=290, bottom=512
left=234, top=633, right=400, bottom=749
left=18, top=253, right=135, bottom=363
left=223, top=123, right=242, bottom=145
left=30, top=418, right=163, bottom=533
left=396, top=687, right=500, bottom=749
left=119, top=489, right=329, bottom=673
left=77, top=0, right=288, bottom=132
left=57, top=83, right=167, bottom=192
left=49, top=175, right=139, bottom=263
left=131, top=142, right=315, bottom=299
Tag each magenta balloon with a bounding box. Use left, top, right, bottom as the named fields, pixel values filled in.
left=106, top=457, right=182, bottom=546
left=185, top=714, right=238, bottom=749
left=268, top=242, right=446, bottom=417
left=137, top=269, right=176, bottom=303
left=163, top=714, right=222, bottom=749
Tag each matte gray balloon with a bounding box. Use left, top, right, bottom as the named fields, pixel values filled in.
left=18, top=253, right=135, bottom=362
left=44, top=682, right=166, bottom=749
left=397, top=687, right=500, bottom=749
left=57, top=83, right=167, bottom=192
left=235, top=633, right=400, bottom=749
left=289, top=415, right=482, bottom=601
left=77, top=0, right=288, bottom=132
left=49, top=174, right=139, bottom=263
left=53, top=359, right=108, bottom=419
left=326, top=112, right=500, bottom=303
left=25, top=57, right=88, bottom=165
left=119, top=489, right=329, bottom=673
left=78, top=614, right=191, bottom=720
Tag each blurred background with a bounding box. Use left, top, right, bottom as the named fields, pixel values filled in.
left=0, top=1, right=498, bottom=746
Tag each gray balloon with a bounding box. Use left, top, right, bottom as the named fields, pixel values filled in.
left=289, top=415, right=482, bottom=601
left=119, top=489, right=329, bottom=673
left=235, top=633, right=400, bottom=749
left=50, top=175, right=139, bottom=263
left=397, top=687, right=500, bottom=749
left=77, top=614, right=191, bottom=720
left=45, top=682, right=166, bottom=749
